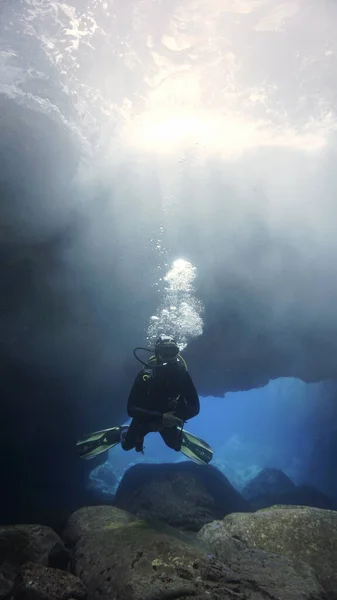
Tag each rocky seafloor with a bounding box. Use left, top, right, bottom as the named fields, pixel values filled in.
left=1, top=462, right=337, bottom=600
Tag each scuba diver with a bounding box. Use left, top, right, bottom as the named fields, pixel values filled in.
left=76, top=335, right=212, bottom=465
left=120, top=334, right=200, bottom=453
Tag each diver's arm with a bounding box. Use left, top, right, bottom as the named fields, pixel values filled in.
left=180, top=372, right=200, bottom=420
left=127, top=374, right=163, bottom=420
left=129, top=406, right=163, bottom=419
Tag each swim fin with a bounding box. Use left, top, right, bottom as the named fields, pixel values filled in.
left=76, top=426, right=213, bottom=465
left=180, top=429, right=213, bottom=465
left=76, top=426, right=121, bottom=460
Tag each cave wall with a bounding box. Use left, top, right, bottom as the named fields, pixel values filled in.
left=1, top=0, right=337, bottom=524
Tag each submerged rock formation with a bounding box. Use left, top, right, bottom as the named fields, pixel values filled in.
left=114, top=462, right=250, bottom=530
left=0, top=524, right=68, bottom=568
left=242, top=468, right=295, bottom=501
left=198, top=523, right=326, bottom=600
left=242, top=468, right=337, bottom=510
left=1, top=504, right=334, bottom=600
left=201, top=505, right=337, bottom=598
left=94, top=464, right=117, bottom=488
left=12, top=562, right=87, bottom=600
left=0, top=524, right=71, bottom=599
left=67, top=504, right=327, bottom=600
left=63, top=505, right=138, bottom=547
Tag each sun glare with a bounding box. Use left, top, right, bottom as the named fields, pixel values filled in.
left=122, top=108, right=328, bottom=157
left=123, top=109, right=256, bottom=156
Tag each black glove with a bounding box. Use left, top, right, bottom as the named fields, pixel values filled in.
left=162, top=411, right=183, bottom=428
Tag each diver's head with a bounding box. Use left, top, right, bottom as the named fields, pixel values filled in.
left=155, top=334, right=179, bottom=363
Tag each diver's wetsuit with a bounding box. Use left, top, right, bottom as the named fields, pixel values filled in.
left=121, top=361, right=200, bottom=452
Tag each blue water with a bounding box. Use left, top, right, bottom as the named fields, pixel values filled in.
left=89, top=377, right=329, bottom=496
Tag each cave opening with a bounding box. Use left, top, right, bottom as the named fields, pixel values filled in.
left=89, top=377, right=337, bottom=503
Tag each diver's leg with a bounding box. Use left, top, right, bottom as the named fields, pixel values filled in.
left=121, top=419, right=148, bottom=451
left=160, top=426, right=183, bottom=451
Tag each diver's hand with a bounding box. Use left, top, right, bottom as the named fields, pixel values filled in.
left=162, top=411, right=183, bottom=428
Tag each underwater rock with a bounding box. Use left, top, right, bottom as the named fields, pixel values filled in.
left=114, top=462, right=250, bottom=531
left=0, top=562, right=17, bottom=599
left=0, top=525, right=68, bottom=568
left=242, top=467, right=337, bottom=510
left=93, top=464, right=117, bottom=487
left=73, top=522, right=222, bottom=600
left=86, top=463, right=119, bottom=504
left=72, top=517, right=327, bottom=600
left=85, top=479, right=116, bottom=505
left=228, top=548, right=327, bottom=600
left=198, top=522, right=326, bottom=600
left=242, top=467, right=295, bottom=502
left=62, top=506, right=138, bottom=547
left=0, top=525, right=69, bottom=599
left=285, top=484, right=337, bottom=510
left=12, top=562, right=87, bottom=600
left=248, top=483, right=337, bottom=511
left=218, top=505, right=337, bottom=598
left=197, top=520, right=247, bottom=561
left=214, top=461, right=262, bottom=492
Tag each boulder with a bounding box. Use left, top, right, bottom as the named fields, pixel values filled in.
left=114, top=462, right=250, bottom=531
left=242, top=468, right=295, bottom=502
left=218, top=505, right=337, bottom=598
left=198, top=520, right=247, bottom=561
left=242, top=469, right=337, bottom=510
left=12, top=562, right=87, bottom=600
left=62, top=506, right=137, bottom=547
left=257, top=484, right=336, bottom=511
left=286, top=485, right=337, bottom=510
left=0, top=562, right=17, bottom=599
left=93, top=464, right=117, bottom=487
left=198, top=521, right=326, bottom=600
left=72, top=516, right=326, bottom=600
left=0, top=525, right=69, bottom=600
left=0, top=525, right=68, bottom=568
